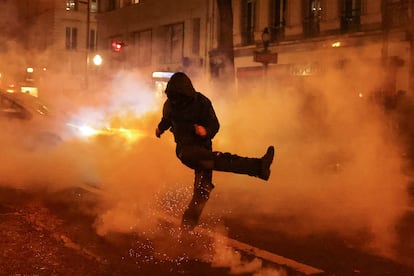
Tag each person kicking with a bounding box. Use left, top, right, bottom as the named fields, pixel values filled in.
left=156, top=72, right=275, bottom=230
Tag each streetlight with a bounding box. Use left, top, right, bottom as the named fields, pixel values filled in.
left=262, top=27, right=270, bottom=53
left=92, top=54, right=103, bottom=66
left=253, top=28, right=278, bottom=93
left=254, top=28, right=277, bottom=73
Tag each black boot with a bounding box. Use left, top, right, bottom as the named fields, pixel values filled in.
left=181, top=198, right=207, bottom=230
left=259, top=146, right=275, bottom=181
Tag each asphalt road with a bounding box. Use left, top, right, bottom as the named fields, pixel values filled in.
left=0, top=187, right=286, bottom=275
left=1, top=186, right=414, bottom=275
left=224, top=215, right=414, bottom=276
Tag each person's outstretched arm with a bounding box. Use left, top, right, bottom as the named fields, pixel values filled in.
left=156, top=101, right=172, bottom=138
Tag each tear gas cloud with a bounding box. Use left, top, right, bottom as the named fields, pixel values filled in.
left=207, top=47, right=411, bottom=261
left=0, top=37, right=412, bottom=270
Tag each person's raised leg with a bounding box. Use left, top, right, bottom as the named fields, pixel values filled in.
left=212, top=146, right=275, bottom=180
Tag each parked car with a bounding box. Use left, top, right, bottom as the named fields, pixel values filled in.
left=0, top=89, right=62, bottom=149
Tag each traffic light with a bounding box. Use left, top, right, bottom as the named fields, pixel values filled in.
left=111, top=41, right=125, bottom=52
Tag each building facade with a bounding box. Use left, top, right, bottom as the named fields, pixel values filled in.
left=96, top=0, right=217, bottom=81
left=95, top=0, right=414, bottom=98
left=2, top=0, right=413, bottom=96
left=41, top=0, right=99, bottom=91
left=0, top=0, right=99, bottom=92
left=233, top=0, right=414, bottom=96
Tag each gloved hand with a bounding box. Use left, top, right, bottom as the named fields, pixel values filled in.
left=155, top=128, right=162, bottom=138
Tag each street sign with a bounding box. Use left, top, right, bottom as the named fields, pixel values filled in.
left=254, top=51, right=278, bottom=64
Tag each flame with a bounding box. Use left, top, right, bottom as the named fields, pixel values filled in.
left=67, top=123, right=100, bottom=137
left=106, top=127, right=145, bottom=142
left=67, top=123, right=145, bottom=143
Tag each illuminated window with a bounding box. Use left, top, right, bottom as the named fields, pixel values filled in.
left=303, top=0, right=321, bottom=37
left=90, top=0, right=98, bottom=12
left=123, top=0, right=140, bottom=7
left=65, top=27, right=78, bottom=50
left=66, top=0, right=78, bottom=11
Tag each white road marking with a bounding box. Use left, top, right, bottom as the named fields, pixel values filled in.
left=195, top=226, right=324, bottom=275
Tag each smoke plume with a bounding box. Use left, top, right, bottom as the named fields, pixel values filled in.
left=0, top=18, right=412, bottom=270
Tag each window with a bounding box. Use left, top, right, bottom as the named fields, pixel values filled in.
left=90, top=0, right=98, bottom=12
left=162, top=23, right=184, bottom=64
left=241, top=0, right=256, bottom=45
left=89, top=29, right=97, bottom=50
left=66, top=0, right=78, bottom=11
left=340, top=0, right=361, bottom=33
left=383, top=0, right=411, bottom=28
left=303, top=0, right=321, bottom=37
left=65, top=27, right=78, bottom=50
left=192, top=18, right=200, bottom=55
left=133, top=29, right=152, bottom=66
left=270, top=0, right=286, bottom=41
left=108, top=0, right=116, bottom=11
left=122, top=0, right=140, bottom=7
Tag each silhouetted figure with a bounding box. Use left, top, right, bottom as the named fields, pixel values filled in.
left=155, top=72, right=274, bottom=230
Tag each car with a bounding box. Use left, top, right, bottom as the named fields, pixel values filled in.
left=0, top=89, right=63, bottom=149
left=0, top=88, right=146, bottom=147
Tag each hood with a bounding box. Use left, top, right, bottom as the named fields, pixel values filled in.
left=165, top=72, right=196, bottom=100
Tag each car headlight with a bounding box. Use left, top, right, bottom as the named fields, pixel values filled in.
left=67, top=123, right=100, bottom=137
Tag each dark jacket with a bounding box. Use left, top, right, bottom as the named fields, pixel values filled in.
left=157, top=72, right=220, bottom=147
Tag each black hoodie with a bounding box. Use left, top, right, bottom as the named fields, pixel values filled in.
left=157, top=72, right=220, bottom=147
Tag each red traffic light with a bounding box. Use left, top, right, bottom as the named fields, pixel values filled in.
left=112, top=41, right=125, bottom=52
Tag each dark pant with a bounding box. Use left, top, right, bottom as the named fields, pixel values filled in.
left=176, top=144, right=261, bottom=229
left=181, top=169, right=214, bottom=229
left=176, top=144, right=261, bottom=175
